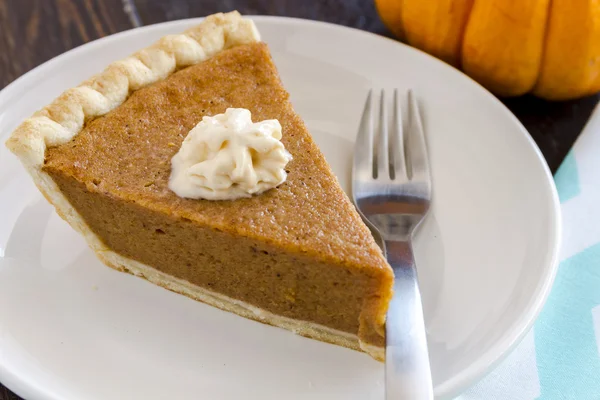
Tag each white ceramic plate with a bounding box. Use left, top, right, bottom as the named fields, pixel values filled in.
left=0, top=16, right=560, bottom=400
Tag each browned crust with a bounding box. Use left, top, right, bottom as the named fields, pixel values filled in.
left=3, top=13, right=263, bottom=273
left=5, top=11, right=259, bottom=168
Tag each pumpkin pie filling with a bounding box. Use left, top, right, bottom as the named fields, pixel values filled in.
left=9, top=14, right=394, bottom=359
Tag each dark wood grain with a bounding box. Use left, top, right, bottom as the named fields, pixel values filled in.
left=0, top=0, right=597, bottom=398
left=0, top=0, right=133, bottom=89
left=133, top=0, right=390, bottom=34
left=0, top=385, right=20, bottom=400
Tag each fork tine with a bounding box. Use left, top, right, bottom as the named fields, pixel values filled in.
left=390, top=89, right=407, bottom=181
left=407, top=90, right=430, bottom=183
left=377, top=90, right=389, bottom=179
left=354, top=90, right=374, bottom=178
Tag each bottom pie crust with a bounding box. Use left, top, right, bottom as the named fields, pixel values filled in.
left=98, top=248, right=384, bottom=361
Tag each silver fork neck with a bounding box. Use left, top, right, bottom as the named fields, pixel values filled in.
left=384, top=239, right=433, bottom=400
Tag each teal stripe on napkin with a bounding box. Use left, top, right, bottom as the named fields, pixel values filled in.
left=534, top=243, right=600, bottom=400
left=554, top=151, right=580, bottom=203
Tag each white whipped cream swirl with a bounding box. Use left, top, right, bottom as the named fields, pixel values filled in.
left=169, top=108, right=292, bottom=201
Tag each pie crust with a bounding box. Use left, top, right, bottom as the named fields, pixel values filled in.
left=5, top=11, right=386, bottom=360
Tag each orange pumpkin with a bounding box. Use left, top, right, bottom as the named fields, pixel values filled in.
left=375, top=0, right=600, bottom=100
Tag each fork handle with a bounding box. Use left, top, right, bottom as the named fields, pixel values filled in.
left=384, top=240, right=433, bottom=400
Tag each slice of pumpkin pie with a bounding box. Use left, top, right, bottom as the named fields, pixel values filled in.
left=5, top=11, right=393, bottom=360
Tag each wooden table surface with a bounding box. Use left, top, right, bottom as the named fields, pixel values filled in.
left=0, top=0, right=597, bottom=398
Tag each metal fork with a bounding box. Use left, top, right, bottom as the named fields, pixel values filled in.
left=352, top=89, right=433, bottom=399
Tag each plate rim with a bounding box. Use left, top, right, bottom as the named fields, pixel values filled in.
left=0, top=15, right=562, bottom=400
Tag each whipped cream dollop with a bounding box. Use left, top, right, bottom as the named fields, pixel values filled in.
left=168, top=108, right=292, bottom=201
